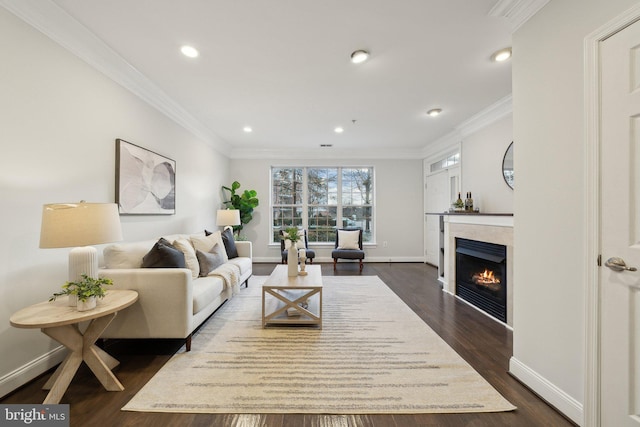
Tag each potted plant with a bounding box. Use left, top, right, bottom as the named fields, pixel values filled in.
left=282, top=227, right=301, bottom=246
left=221, top=181, right=259, bottom=236
left=50, top=274, right=113, bottom=311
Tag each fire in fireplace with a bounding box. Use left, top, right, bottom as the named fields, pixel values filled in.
left=455, top=238, right=507, bottom=322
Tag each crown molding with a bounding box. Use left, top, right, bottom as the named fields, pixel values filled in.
left=0, top=0, right=231, bottom=155
left=421, top=94, right=512, bottom=158
left=229, top=147, right=424, bottom=160
left=489, top=0, right=550, bottom=32
left=457, top=94, right=512, bottom=137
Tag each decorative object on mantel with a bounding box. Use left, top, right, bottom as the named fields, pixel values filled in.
left=221, top=181, right=259, bottom=236
left=464, top=192, right=474, bottom=211
left=282, top=227, right=302, bottom=277
left=116, top=139, right=176, bottom=215
left=49, top=274, right=113, bottom=311
left=452, top=192, right=465, bottom=211
left=40, top=201, right=123, bottom=305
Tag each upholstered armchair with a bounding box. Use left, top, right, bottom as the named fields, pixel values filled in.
left=280, top=229, right=316, bottom=264
left=331, top=228, right=365, bottom=272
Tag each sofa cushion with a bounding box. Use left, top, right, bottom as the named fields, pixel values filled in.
left=191, top=230, right=229, bottom=263
left=172, top=238, right=200, bottom=278
left=227, top=256, right=252, bottom=276
left=221, top=228, right=239, bottom=259
left=196, top=243, right=226, bottom=277
left=192, top=276, right=224, bottom=315
left=142, top=238, right=186, bottom=268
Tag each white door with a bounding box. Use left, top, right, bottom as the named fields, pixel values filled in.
left=600, top=19, right=640, bottom=427
left=425, top=170, right=449, bottom=266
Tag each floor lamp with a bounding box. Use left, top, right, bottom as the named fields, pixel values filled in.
left=40, top=202, right=123, bottom=282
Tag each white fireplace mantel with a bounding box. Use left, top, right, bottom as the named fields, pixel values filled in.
left=440, top=213, right=514, bottom=327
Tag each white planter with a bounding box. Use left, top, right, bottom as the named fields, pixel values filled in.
left=77, top=296, right=97, bottom=312
left=287, top=242, right=298, bottom=277
left=67, top=294, right=77, bottom=307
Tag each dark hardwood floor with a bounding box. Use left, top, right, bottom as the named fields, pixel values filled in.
left=2, top=263, right=575, bottom=427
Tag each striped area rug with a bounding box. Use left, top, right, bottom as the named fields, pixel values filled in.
left=122, top=275, right=516, bottom=414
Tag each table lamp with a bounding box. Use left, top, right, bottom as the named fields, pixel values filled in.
left=40, top=201, right=123, bottom=282
left=216, top=209, right=241, bottom=232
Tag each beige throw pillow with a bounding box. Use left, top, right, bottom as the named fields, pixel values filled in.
left=337, top=230, right=360, bottom=250
left=173, top=238, right=200, bottom=278
left=191, top=230, right=229, bottom=263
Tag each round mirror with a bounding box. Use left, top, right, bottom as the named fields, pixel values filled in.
left=502, top=142, right=514, bottom=189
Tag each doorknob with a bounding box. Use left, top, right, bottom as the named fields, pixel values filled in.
left=604, top=257, right=638, bottom=272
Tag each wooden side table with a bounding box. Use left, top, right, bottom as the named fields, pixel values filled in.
left=10, top=290, right=138, bottom=404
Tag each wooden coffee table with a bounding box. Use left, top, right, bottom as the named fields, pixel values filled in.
left=10, top=290, right=138, bottom=404
left=262, top=264, right=322, bottom=328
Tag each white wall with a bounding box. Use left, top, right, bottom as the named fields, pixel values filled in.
left=511, top=0, right=638, bottom=424
left=228, top=158, right=424, bottom=262
left=0, top=8, right=229, bottom=397
left=461, top=114, right=513, bottom=213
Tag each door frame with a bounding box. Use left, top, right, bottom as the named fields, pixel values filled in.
left=585, top=4, right=640, bottom=426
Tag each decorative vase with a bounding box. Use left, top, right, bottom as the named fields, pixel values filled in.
left=77, top=296, right=97, bottom=312
left=287, top=242, right=298, bottom=277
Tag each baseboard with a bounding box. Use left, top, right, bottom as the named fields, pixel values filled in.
left=0, top=346, right=66, bottom=399
left=252, top=257, right=427, bottom=263
left=509, top=357, right=583, bottom=425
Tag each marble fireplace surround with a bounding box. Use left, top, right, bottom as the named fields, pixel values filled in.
left=443, top=214, right=514, bottom=327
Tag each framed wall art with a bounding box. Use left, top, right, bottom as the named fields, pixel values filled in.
left=115, top=139, right=176, bottom=215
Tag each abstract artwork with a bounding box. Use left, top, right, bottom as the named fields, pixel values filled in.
left=116, top=139, right=176, bottom=215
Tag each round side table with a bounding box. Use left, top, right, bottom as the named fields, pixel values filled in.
left=10, top=290, right=138, bottom=404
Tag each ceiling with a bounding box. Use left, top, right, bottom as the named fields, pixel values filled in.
left=6, top=1, right=543, bottom=157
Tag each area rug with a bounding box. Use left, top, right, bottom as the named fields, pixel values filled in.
left=122, top=275, right=516, bottom=414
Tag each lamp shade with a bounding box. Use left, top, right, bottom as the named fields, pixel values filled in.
left=216, top=209, right=241, bottom=227
left=40, top=202, right=123, bottom=248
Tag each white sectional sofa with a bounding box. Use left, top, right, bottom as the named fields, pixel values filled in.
left=98, top=230, right=252, bottom=351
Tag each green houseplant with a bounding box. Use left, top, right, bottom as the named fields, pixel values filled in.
left=50, top=274, right=113, bottom=311
left=282, top=227, right=301, bottom=244
left=222, top=181, right=259, bottom=235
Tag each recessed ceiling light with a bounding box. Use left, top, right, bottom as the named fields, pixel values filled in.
left=180, top=45, right=199, bottom=58
left=427, top=109, right=442, bottom=117
left=243, top=126, right=252, bottom=133
left=334, top=126, right=344, bottom=133
left=350, top=50, right=370, bottom=64
left=491, top=47, right=512, bottom=62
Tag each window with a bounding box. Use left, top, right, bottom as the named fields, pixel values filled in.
left=271, top=167, right=374, bottom=244
left=429, top=152, right=460, bottom=173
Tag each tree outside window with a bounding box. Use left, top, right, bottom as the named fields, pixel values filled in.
left=271, top=166, right=374, bottom=244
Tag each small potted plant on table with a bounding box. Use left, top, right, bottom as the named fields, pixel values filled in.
left=50, top=274, right=113, bottom=311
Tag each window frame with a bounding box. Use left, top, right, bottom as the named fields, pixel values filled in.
left=270, top=166, right=375, bottom=246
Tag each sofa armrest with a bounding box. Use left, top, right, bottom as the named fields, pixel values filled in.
left=98, top=268, right=194, bottom=338
left=235, top=241, right=252, bottom=259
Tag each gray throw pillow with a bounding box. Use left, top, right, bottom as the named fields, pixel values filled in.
left=196, top=243, right=226, bottom=277
left=221, top=228, right=239, bottom=259
left=141, top=238, right=186, bottom=268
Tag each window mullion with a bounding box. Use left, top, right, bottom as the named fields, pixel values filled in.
left=302, top=167, right=308, bottom=230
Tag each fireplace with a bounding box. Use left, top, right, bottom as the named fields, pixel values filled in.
left=455, top=238, right=507, bottom=323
